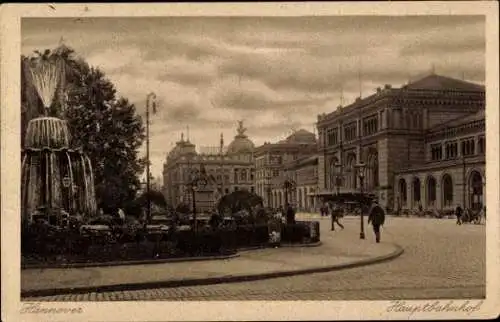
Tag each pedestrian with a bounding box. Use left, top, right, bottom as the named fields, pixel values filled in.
left=455, top=204, right=463, bottom=225
left=286, top=203, right=296, bottom=225
left=367, top=200, right=386, bottom=243
left=330, top=203, right=345, bottom=231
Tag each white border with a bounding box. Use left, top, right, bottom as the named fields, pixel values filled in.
left=1, top=2, right=499, bottom=321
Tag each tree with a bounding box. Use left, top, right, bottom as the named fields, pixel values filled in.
left=217, top=190, right=264, bottom=215
left=21, top=45, right=146, bottom=211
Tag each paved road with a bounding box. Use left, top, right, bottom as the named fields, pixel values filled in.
left=27, top=217, right=485, bottom=301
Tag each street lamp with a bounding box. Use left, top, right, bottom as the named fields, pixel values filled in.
left=283, top=179, right=296, bottom=207
left=145, top=92, right=157, bottom=224
left=335, top=161, right=342, bottom=195
left=355, top=161, right=366, bottom=240
left=266, top=186, right=272, bottom=209
left=462, top=155, right=467, bottom=209
left=188, top=167, right=208, bottom=233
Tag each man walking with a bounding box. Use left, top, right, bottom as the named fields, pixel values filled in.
left=368, top=200, right=386, bottom=243
left=455, top=204, right=463, bottom=225
left=330, top=202, right=345, bottom=231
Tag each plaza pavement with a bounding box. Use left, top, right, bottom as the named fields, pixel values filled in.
left=21, top=215, right=403, bottom=298
left=25, top=216, right=485, bottom=301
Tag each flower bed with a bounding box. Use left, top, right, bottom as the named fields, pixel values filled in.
left=21, top=219, right=321, bottom=267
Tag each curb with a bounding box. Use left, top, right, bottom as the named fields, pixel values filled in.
left=21, top=253, right=240, bottom=270
left=21, top=243, right=403, bottom=298
left=22, top=242, right=322, bottom=270
left=238, top=241, right=322, bottom=252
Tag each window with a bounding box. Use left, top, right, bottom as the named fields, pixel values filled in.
left=250, top=187, right=255, bottom=193
left=270, top=155, right=282, bottom=165
left=327, top=127, right=338, bottom=146
left=442, top=175, right=453, bottom=207
left=344, top=122, right=357, bottom=142
left=430, top=144, right=442, bottom=161
left=240, top=169, right=247, bottom=181
left=478, top=136, right=485, bottom=154
left=272, top=170, right=279, bottom=177
left=234, top=169, right=238, bottom=183
left=363, top=116, right=378, bottom=136
left=445, top=141, right=458, bottom=160
left=460, top=137, right=475, bottom=157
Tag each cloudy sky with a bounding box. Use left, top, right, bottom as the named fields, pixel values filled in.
left=21, top=16, right=485, bottom=178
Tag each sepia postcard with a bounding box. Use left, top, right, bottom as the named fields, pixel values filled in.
left=1, top=2, right=499, bottom=321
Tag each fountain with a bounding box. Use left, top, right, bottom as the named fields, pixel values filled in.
left=21, top=52, right=97, bottom=224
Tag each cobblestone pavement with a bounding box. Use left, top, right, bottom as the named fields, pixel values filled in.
left=26, top=217, right=485, bottom=301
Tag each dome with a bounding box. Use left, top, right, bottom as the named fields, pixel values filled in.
left=286, top=129, right=316, bottom=143
left=226, top=121, right=255, bottom=155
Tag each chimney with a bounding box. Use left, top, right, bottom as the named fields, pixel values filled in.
left=384, top=84, right=392, bottom=90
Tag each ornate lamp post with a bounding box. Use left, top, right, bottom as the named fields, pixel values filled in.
left=355, top=161, right=366, bottom=240
left=462, top=155, right=467, bottom=209
left=145, top=92, right=157, bottom=224
left=266, top=186, right=272, bottom=209
left=188, top=167, right=208, bottom=233
left=335, top=161, right=343, bottom=195
left=283, top=179, right=296, bottom=208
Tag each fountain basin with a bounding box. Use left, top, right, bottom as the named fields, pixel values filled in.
left=25, top=117, right=71, bottom=149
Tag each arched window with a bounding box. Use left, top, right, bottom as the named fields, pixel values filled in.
left=412, top=177, right=421, bottom=207
left=442, top=174, right=453, bottom=208
left=469, top=171, right=483, bottom=210
left=426, top=176, right=437, bottom=207
left=367, top=152, right=379, bottom=190
left=398, top=179, right=407, bottom=209
left=346, top=153, right=356, bottom=190
left=330, top=157, right=339, bottom=190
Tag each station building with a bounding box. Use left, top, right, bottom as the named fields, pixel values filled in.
left=316, top=73, right=485, bottom=212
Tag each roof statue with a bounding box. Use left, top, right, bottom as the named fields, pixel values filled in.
left=237, top=120, right=247, bottom=137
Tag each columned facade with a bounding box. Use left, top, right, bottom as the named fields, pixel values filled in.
left=317, top=74, right=485, bottom=212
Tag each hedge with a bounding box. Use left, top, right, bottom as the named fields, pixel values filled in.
left=21, top=220, right=321, bottom=264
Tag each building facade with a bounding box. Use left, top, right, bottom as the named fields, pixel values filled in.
left=316, top=73, right=485, bottom=211
left=163, top=122, right=255, bottom=212
left=394, top=110, right=485, bottom=211
left=282, top=155, right=319, bottom=212
left=254, top=129, right=317, bottom=208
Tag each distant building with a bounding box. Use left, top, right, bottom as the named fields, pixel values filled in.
left=162, top=121, right=255, bottom=213
left=254, top=129, right=317, bottom=208
left=316, top=73, right=485, bottom=212
left=283, top=154, right=319, bottom=212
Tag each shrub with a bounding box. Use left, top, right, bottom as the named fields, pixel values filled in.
left=233, top=224, right=269, bottom=248
left=217, top=190, right=263, bottom=214
left=174, top=229, right=236, bottom=255
left=281, top=221, right=320, bottom=244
